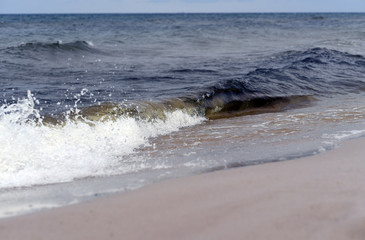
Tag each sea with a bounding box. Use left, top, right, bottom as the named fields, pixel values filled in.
left=1, top=13, right=365, bottom=218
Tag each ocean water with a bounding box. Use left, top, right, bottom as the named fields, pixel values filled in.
left=1, top=13, right=365, bottom=217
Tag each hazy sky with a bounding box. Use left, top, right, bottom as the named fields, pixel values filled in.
left=0, top=0, right=364, bottom=14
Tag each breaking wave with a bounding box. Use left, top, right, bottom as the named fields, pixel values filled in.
left=0, top=91, right=204, bottom=189
left=1, top=47, right=365, bottom=189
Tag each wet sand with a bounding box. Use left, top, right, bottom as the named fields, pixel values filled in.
left=1, top=138, right=365, bottom=240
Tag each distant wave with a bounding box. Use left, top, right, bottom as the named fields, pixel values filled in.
left=310, top=15, right=325, bottom=20
left=169, top=68, right=218, bottom=74
left=5, top=40, right=102, bottom=58
left=19, top=40, right=95, bottom=51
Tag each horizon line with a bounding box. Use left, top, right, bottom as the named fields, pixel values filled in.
left=0, top=11, right=364, bottom=15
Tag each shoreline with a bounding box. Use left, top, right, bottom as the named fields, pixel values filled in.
left=1, top=137, right=365, bottom=239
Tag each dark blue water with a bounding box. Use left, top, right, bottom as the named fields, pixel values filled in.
left=1, top=13, right=365, bottom=217
left=2, top=13, right=365, bottom=115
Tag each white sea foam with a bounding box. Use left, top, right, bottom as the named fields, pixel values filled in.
left=0, top=92, right=204, bottom=189
left=322, top=129, right=365, bottom=141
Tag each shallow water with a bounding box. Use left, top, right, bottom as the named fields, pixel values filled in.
left=1, top=13, right=365, bottom=217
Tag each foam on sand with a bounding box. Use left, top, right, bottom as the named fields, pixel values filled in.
left=1, top=137, right=364, bottom=239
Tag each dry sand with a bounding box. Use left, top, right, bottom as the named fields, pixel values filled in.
left=1, top=138, right=365, bottom=240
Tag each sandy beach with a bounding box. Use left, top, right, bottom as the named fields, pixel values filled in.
left=1, top=137, right=365, bottom=240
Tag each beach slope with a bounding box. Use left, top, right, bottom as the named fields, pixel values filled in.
left=1, top=138, right=365, bottom=240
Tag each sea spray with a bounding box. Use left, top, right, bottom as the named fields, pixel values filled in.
left=0, top=91, right=205, bottom=189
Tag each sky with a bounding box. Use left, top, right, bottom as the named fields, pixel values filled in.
left=0, top=0, right=364, bottom=14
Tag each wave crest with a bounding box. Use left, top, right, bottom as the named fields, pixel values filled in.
left=5, top=40, right=102, bottom=59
